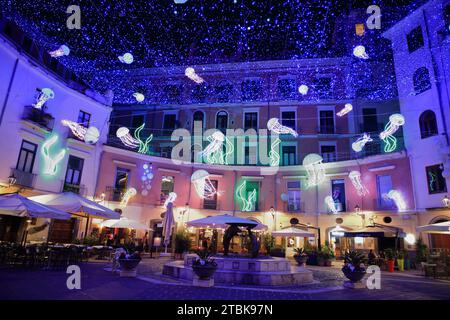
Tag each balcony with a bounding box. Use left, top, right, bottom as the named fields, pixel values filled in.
left=22, top=106, right=54, bottom=131
left=318, top=125, right=335, bottom=135
left=105, top=186, right=127, bottom=202
left=373, top=198, right=396, bottom=211
left=10, top=168, right=35, bottom=188
left=63, top=183, right=86, bottom=195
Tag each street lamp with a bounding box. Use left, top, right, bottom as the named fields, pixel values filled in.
left=442, top=195, right=450, bottom=208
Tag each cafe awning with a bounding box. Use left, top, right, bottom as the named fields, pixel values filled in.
left=271, top=227, right=315, bottom=238
left=186, top=214, right=259, bottom=229
left=416, top=221, right=450, bottom=234
left=344, top=225, right=404, bottom=238
left=100, top=217, right=152, bottom=230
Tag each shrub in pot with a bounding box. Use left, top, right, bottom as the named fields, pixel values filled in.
left=192, top=249, right=217, bottom=280
left=175, top=231, right=191, bottom=259
left=263, top=234, right=275, bottom=256
left=321, top=243, right=335, bottom=266
left=118, top=251, right=142, bottom=270
left=342, top=250, right=366, bottom=283
left=385, top=248, right=395, bottom=272
left=396, top=250, right=405, bottom=272
left=293, top=248, right=308, bottom=266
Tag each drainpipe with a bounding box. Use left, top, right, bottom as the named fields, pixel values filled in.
left=0, top=58, right=19, bottom=127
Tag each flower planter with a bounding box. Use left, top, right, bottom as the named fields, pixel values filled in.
left=192, top=264, right=217, bottom=280
left=342, top=266, right=366, bottom=283
left=397, top=259, right=404, bottom=272
left=387, top=259, right=395, bottom=273
left=294, top=255, right=308, bottom=266
left=118, top=258, right=141, bottom=278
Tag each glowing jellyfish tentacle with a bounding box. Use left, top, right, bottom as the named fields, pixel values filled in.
left=222, top=136, right=234, bottom=165
left=324, top=196, right=338, bottom=214
left=380, top=114, right=404, bottom=153
left=185, top=67, right=204, bottom=84
left=133, top=123, right=153, bottom=154
left=269, top=138, right=281, bottom=167
left=41, top=135, right=66, bottom=175
left=267, top=118, right=298, bottom=137
left=200, top=131, right=224, bottom=161
left=49, top=45, right=70, bottom=58
left=120, top=188, right=137, bottom=207
left=116, top=127, right=139, bottom=148
left=383, top=133, right=397, bottom=153
left=33, top=88, right=54, bottom=110
left=352, top=133, right=373, bottom=152
left=236, top=181, right=256, bottom=212
left=349, top=171, right=369, bottom=196
left=387, top=190, right=406, bottom=211
left=337, top=103, right=353, bottom=117
left=61, top=120, right=87, bottom=140
left=428, top=171, right=437, bottom=192
left=245, top=189, right=257, bottom=211
left=303, top=153, right=326, bottom=188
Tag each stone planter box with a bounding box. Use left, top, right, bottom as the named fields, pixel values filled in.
left=192, top=264, right=217, bottom=280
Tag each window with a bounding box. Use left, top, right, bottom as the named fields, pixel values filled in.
left=277, top=78, right=296, bottom=100
left=113, top=168, right=130, bottom=201
left=282, top=146, right=297, bottom=166
left=163, top=113, right=177, bottom=134
left=331, top=179, right=346, bottom=212
left=203, top=180, right=218, bottom=210
left=241, top=79, right=262, bottom=101
left=362, top=108, right=378, bottom=133
left=77, top=110, right=91, bottom=127
left=16, top=140, right=37, bottom=173
left=426, top=164, right=447, bottom=194
left=419, top=110, right=438, bottom=139
left=215, top=82, right=233, bottom=103
left=445, top=5, right=450, bottom=34
left=192, top=111, right=205, bottom=131
left=320, top=144, right=337, bottom=162
left=64, top=156, right=84, bottom=193
left=131, top=114, right=145, bottom=130
left=161, top=176, right=175, bottom=203
left=281, top=111, right=296, bottom=132
left=287, top=181, right=301, bottom=212
left=191, top=84, right=208, bottom=103
left=376, top=175, right=394, bottom=209
left=244, top=112, right=258, bottom=131
left=244, top=145, right=257, bottom=165
left=319, top=110, right=335, bottom=134
left=161, top=84, right=182, bottom=104
left=216, top=111, right=228, bottom=133
left=243, top=181, right=259, bottom=211
left=407, top=26, right=424, bottom=53
left=413, top=67, right=431, bottom=94
left=314, top=77, right=332, bottom=99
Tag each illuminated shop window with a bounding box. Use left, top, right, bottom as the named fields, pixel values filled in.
left=426, top=164, right=447, bottom=194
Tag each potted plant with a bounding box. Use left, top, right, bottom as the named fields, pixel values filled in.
left=262, top=234, right=275, bottom=256
left=396, top=250, right=405, bottom=272
left=175, top=231, right=191, bottom=259
left=118, top=251, right=141, bottom=277
left=342, top=250, right=366, bottom=283
left=321, top=242, right=335, bottom=266
left=415, top=237, right=428, bottom=269
left=191, top=249, right=217, bottom=280
left=404, top=250, right=411, bottom=270
left=293, top=248, right=308, bottom=266
left=269, top=245, right=285, bottom=257
left=385, top=248, right=395, bottom=272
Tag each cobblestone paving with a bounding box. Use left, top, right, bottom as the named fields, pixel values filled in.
left=0, top=261, right=450, bottom=300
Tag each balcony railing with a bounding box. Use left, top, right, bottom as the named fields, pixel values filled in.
left=22, top=106, right=55, bottom=131
left=10, top=168, right=35, bottom=188
left=105, top=186, right=127, bottom=202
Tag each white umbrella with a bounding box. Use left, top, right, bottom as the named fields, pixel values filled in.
left=0, top=193, right=70, bottom=220
left=29, top=192, right=120, bottom=219
left=271, top=227, right=315, bottom=238
left=186, top=214, right=259, bottom=229
left=100, top=217, right=152, bottom=230
left=162, top=202, right=174, bottom=247
left=417, top=221, right=450, bottom=234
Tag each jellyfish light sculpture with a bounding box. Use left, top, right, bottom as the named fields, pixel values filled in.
left=352, top=133, right=373, bottom=152
left=61, top=120, right=87, bottom=140
left=303, top=153, right=326, bottom=187
left=200, top=131, right=225, bottom=162
left=349, top=171, right=369, bottom=196
left=380, top=114, right=405, bottom=153
left=298, top=84, right=309, bottom=95
left=120, top=188, right=137, bottom=207
left=353, top=45, right=369, bottom=59
left=133, top=92, right=145, bottom=102
left=118, top=53, right=134, bottom=64
left=191, top=170, right=217, bottom=199
left=133, top=124, right=153, bottom=154
left=185, top=67, right=204, bottom=84
left=324, top=196, right=338, bottom=214
left=236, top=180, right=256, bottom=212
left=387, top=190, right=406, bottom=211
left=33, top=88, right=54, bottom=110
left=269, top=138, right=281, bottom=167
left=41, top=135, right=66, bottom=176
left=164, top=192, right=177, bottom=209
left=48, top=45, right=70, bottom=58
left=267, top=118, right=298, bottom=137
left=337, top=103, right=353, bottom=117
left=116, top=127, right=140, bottom=149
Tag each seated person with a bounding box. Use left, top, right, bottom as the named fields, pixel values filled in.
left=368, top=249, right=377, bottom=265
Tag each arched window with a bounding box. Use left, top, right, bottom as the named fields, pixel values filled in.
left=419, top=110, right=438, bottom=138
left=192, top=110, right=204, bottom=131
left=413, top=67, right=431, bottom=94
left=216, top=111, right=228, bottom=133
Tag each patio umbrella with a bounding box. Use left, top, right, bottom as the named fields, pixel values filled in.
left=162, top=202, right=174, bottom=248
left=271, top=227, right=315, bottom=238
left=29, top=192, right=120, bottom=219
left=186, top=214, right=259, bottom=229
left=0, top=193, right=70, bottom=220
left=100, top=217, right=152, bottom=230
left=416, top=221, right=450, bottom=234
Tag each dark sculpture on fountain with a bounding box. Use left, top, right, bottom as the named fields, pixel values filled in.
left=223, top=224, right=260, bottom=257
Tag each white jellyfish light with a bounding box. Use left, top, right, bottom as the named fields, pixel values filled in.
left=118, top=52, right=134, bottom=64
left=61, top=120, right=87, bottom=140
left=348, top=171, right=369, bottom=196
left=133, top=92, right=145, bottom=102
left=337, top=103, right=353, bottom=117
left=298, top=84, right=309, bottom=95
left=352, top=133, right=373, bottom=152
left=324, top=196, right=338, bottom=214
left=185, top=67, right=204, bottom=84
left=387, top=190, right=407, bottom=212
left=164, top=192, right=177, bottom=209
left=302, top=153, right=326, bottom=187
left=200, top=131, right=225, bottom=161
left=353, top=45, right=369, bottom=59
left=380, top=114, right=405, bottom=153
left=191, top=170, right=217, bottom=199
left=120, top=188, right=137, bottom=207
left=116, top=127, right=139, bottom=148
left=33, top=88, right=55, bottom=110
left=267, top=118, right=298, bottom=137
left=48, top=45, right=70, bottom=58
